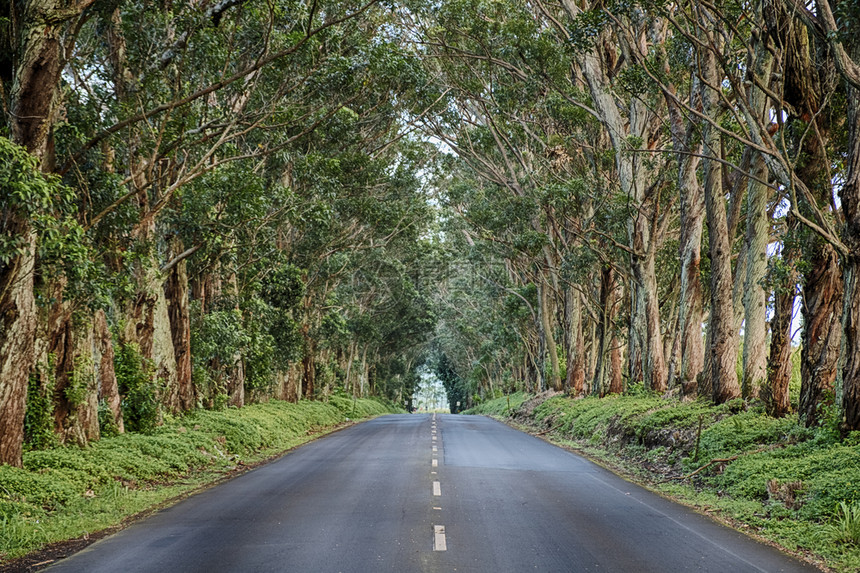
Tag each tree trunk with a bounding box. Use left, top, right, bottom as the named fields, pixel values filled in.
left=538, top=282, right=561, bottom=391
left=631, top=246, right=667, bottom=393
left=742, top=152, right=770, bottom=399
left=165, top=245, right=195, bottom=411
left=227, top=355, right=245, bottom=408
left=565, top=288, right=586, bottom=395
left=700, top=34, right=741, bottom=403
left=95, top=310, right=124, bottom=432
left=302, top=337, right=316, bottom=399
left=609, top=330, right=624, bottom=394
left=741, top=32, right=773, bottom=399
left=277, top=362, right=301, bottom=403
left=1, top=0, right=82, bottom=465
left=344, top=342, right=356, bottom=395
left=44, top=303, right=78, bottom=443
left=662, top=279, right=680, bottom=386
left=593, top=265, right=617, bottom=396
left=0, top=231, right=37, bottom=466
left=798, top=246, right=842, bottom=423
left=765, top=261, right=796, bottom=418
left=839, top=74, right=860, bottom=433
left=124, top=269, right=180, bottom=413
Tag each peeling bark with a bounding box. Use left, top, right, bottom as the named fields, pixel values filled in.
left=839, top=73, right=860, bottom=433
left=564, top=287, right=586, bottom=395
left=0, top=232, right=37, bottom=466
left=165, top=245, right=195, bottom=411
left=593, top=265, right=618, bottom=396
left=1, top=0, right=87, bottom=465
left=95, top=310, right=123, bottom=433
left=700, top=28, right=741, bottom=403
left=765, top=259, right=796, bottom=418
left=123, top=268, right=180, bottom=414
left=742, top=158, right=771, bottom=399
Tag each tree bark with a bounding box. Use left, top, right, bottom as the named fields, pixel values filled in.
left=593, top=265, right=618, bottom=396
left=95, top=310, right=124, bottom=432
left=302, top=334, right=316, bottom=399
left=124, top=270, right=181, bottom=413
left=765, top=257, right=796, bottom=418
left=609, top=330, right=624, bottom=394
left=742, top=153, right=771, bottom=399
left=537, top=281, right=562, bottom=391
left=700, top=29, right=741, bottom=403
left=798, top=245, right=842, bottom=423
left=839, top=72, right=860, bottom=433
left=564, top=287, right=586, bottom=395
left=165, top=243, right=196, bottom=411
left=1, top=0, right=85, bottom=465
left=227, top=355, right=245, bottom=408
left=742, top=29, right=774, bottom=399
left=0, top=231, right=37, bottom=466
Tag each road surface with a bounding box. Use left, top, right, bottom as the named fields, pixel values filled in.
left=46, top=414, right=819, bottom=572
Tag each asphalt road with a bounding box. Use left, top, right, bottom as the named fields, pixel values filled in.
left=46, top=414, right=820, bottom=572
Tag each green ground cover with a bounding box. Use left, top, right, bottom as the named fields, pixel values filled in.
left=0, top=397, right=400, bottom=563
left=466, top=392, right=860, bottom=573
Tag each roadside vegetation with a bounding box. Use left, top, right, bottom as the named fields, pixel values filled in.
left=0, top=397, right=400, bottom=564
left=466, top=391, right=860, bottom=573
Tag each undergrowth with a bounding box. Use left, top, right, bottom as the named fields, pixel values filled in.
left=0, top=397, right=400, bottom=562
left=467, top=392, right=860, bottom=573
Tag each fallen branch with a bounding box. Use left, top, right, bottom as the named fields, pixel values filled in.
left=536, top=422, right=565, bottom=436
left=682, top=444, right=775, bottom=480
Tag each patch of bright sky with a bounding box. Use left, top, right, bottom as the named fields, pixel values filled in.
left=413, top=365, right=449, bottom=412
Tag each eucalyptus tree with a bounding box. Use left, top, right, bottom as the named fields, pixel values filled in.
left=1, top=0, right=441, bottom=463
left=1, top=0, right=105, bottom=465
left=791, top=0, right=860, bottom=432
left=555, top=0, right=674, bottom=394
left=408, top=0, right=639, bottom=396
left=762, top=0, right=844, bottom=425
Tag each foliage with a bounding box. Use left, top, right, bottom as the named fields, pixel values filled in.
left=64, top=354, right=92, bottom=408
left=97, top=401, right=120, bottom=438
left=115, top=344, right=161, bottom=434
left=0, top=138, right=70, bottom=264
left=23, top=357, right=57, bottom=452
left=829, top=502, right=860, bottom=546
left=434, top=351, right=469, bottom=413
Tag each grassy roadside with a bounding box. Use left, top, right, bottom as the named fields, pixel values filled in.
left=0, top=396, right=401, bottom=567
left=465, top=391, right=860, bottom=573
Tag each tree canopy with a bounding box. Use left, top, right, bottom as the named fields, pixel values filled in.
left=3, top=0, right=860, bottom=465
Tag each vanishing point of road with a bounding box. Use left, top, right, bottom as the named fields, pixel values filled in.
left=46, top=414, right=820, bottom=572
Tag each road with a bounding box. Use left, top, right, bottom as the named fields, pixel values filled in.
left=46, top=414, right=819, bottom=572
